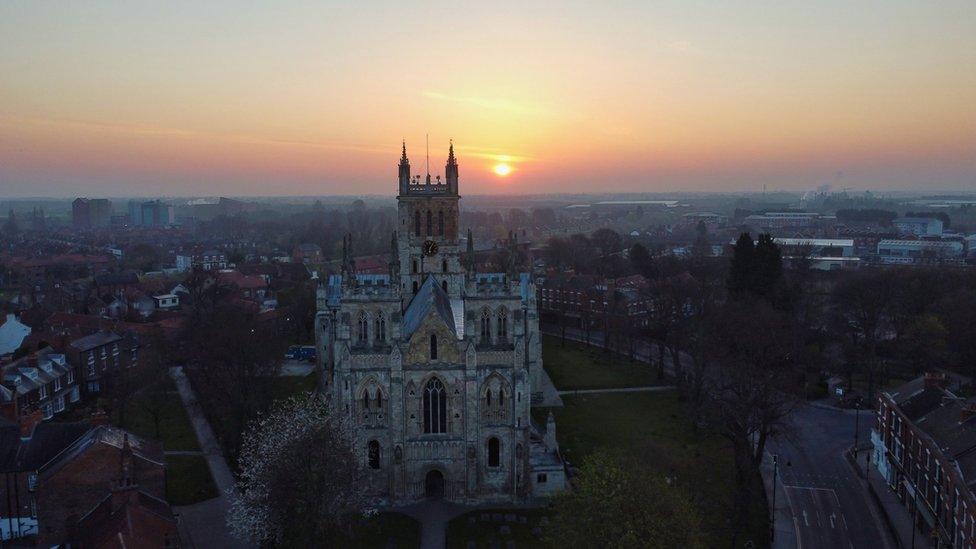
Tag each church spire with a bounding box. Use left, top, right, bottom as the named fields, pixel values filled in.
left=445, top=140, right=459, bottom=195
left=398, top=141, right=411, bottom=195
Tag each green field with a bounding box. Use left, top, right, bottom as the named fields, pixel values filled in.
left=542, top=334, right=658, bottom=390
left=536, top=391, right=769, bottom=548
left=344, top=512, right=421, bottom=549
left=269, top=373, right=318, bottom=402
left=121, top=378, right=201, bottom=451
left=165, top=455, right=218, bottom=506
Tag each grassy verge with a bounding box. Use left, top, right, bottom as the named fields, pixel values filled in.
left=165, top=455, right=218, bottom=506
left=446, top=508, right=550, bottom=549
left=536, top=391, right=769, bottom=548
left=120, top=378, right=201, bottom=451
left=269, top=373, right=318, bottom=402
left=344, top=512, right=420, bottom=549
left=542, top=334, right=658, bottom=390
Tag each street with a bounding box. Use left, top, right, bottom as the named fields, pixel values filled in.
left=769, top=404, right=891, bottom=549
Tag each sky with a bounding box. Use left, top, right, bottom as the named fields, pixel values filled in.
left=1, top=1, right=975, bottom=197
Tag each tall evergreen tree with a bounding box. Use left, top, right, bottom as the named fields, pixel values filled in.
left=727, top=232, right=755, bottom=295
left=753, top=233, right=783, bottom=296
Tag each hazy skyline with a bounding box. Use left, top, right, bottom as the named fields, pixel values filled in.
left=2, top=1, right=975, bottom=197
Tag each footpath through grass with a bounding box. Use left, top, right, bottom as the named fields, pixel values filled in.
left=536, top=390, right=769, bottom=548
left=542, top=334, right=659, bottom=390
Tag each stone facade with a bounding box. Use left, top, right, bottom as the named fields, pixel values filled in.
left=315, top=143, right=564, bottom=504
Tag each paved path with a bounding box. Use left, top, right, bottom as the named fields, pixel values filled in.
left=170, top=366, right=252, bottom=549
left=856, top=451, right=933, bottom=548
left=557, top=385, right=675, bottom=396
left=394, top=500, right=469, bottom=549
left=164, top=450, right=204, bottom=456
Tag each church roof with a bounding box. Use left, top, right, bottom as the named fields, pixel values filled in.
left=401, top=276, right=461, bottom=340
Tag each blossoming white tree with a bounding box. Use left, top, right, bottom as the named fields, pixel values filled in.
left=228, top=392, right=365, bottom=546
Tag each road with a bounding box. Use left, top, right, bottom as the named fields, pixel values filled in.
left=543, top=323, right=894, bottom=549
left=769, top=404, right=891, bottom=549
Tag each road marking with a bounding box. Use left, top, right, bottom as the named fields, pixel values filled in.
left=830, top=513, right=836, bottom=528
left=803, top=510, right=810, bottom=526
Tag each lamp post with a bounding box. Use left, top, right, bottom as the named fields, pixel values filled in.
left=771, top=454, right=779, bottom=542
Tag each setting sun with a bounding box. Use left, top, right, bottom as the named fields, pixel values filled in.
left=493, top=163, right=512, bottom=177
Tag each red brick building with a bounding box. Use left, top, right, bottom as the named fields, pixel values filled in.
left=35, top=426, right=166, bottom=546
left=872, top=373, right=976, bottom=547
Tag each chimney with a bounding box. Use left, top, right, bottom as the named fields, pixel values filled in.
left=925, top=372, right=948, bottom=390
left=961, top=402, right=976, bottom=423
left=89, top=410, right=111, bottom=427
left=19, top=409, right=44, bottom=439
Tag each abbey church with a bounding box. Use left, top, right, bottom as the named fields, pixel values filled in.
left=314, top=142, right=566, bottom=504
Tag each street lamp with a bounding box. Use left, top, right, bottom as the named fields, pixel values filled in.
left=770, top=454, right=779, bottom=542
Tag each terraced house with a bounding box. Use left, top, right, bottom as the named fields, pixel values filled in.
left=873, top=373, right=976, bottom=547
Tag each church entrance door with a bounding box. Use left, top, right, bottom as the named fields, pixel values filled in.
left=425, top=469, right=445, bottom=499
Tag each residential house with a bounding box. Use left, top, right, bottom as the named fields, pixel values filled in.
left=873, top=373, right=976, bottom=547
left=1, top=348, right=80, bottom=421
left=0, top=313, right=31, bottom=356
left=66, top=331, right=136, bottom=396
left=292, top=242, right=323, bottom=263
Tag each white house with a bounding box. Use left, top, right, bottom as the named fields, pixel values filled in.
left=0, top=314, right=31, bottom=356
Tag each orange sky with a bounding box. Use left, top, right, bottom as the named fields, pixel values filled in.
left=1, top=1, right=975, bottom=196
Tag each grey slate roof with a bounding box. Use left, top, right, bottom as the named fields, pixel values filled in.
left=401, top=276, right=459, bottom=340
left=69, top=330, right=122, bottom=351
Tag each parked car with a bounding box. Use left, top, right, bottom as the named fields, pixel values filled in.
left=285, top=345, right=316, bottom=362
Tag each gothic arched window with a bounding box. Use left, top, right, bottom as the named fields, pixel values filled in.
left=375, top=391, right=383, bottom=410
left=486, top=389, right=492, bottom=407
left=423, top=378, right=447, bottom=434
left=442, top=259, right=448, bottom=273
left=357, top=311, right=369, bottom=344
left=412, top=281, right=419, bottom=294
left=412, top=259, right=418, bottom=274
left=497, top=308, right=508, bottom=341
left=414, top=211, right=421, bottom=236
left=375, top=312, right=386, bottom=343
left=442, top=280, right=448, bottom=293
left=438, top=210, right=444, bottom=236
left=426, top=210, right=432, bottom=236
left=488, top=437, right=500, bottom=467
left=363, top=391, right=370, bottom=411
left=368, top=440, right=380, bottom=469
left=430, top=333, right=438, bottom=360
left=480, top=309, right=492, bottom=341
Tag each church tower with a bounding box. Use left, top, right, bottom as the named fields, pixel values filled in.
left=396, top=142, right=463, bottom=300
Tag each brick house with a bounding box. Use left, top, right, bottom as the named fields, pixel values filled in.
left=34, top=426, right=167, bottom=546
left=66, top=331, right=139, bottom=396
left=872, top=373, right=976, bottom=547
left=0, top=416, right=92, bottom=542
left=77, top=485, right=179, bottom=548
left=1, top=348, right=81, bottom=421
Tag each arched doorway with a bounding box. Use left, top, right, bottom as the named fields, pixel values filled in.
left=425, top=469, right=445, bottom=499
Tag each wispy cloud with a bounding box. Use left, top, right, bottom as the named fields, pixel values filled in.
left=421, top=91, right=549, bottom=117
left=0, top=115, right=391, bottom=155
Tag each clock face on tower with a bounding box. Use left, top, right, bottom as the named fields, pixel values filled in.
left=422, top=240, right=439, bottom=257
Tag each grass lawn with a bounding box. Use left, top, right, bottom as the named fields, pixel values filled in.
left=269, top=373, right=318, bottom=402
left=542, top=334, right=659, bottom=390
left=446, top=508, right=550, bottom=549
left=536, top=391, right=769, bottom=548
left=165, top=455, right=219, bottom=506
left=344, top=512, right=420, bottom=549
left=119, top=378, right=201, bottom=451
